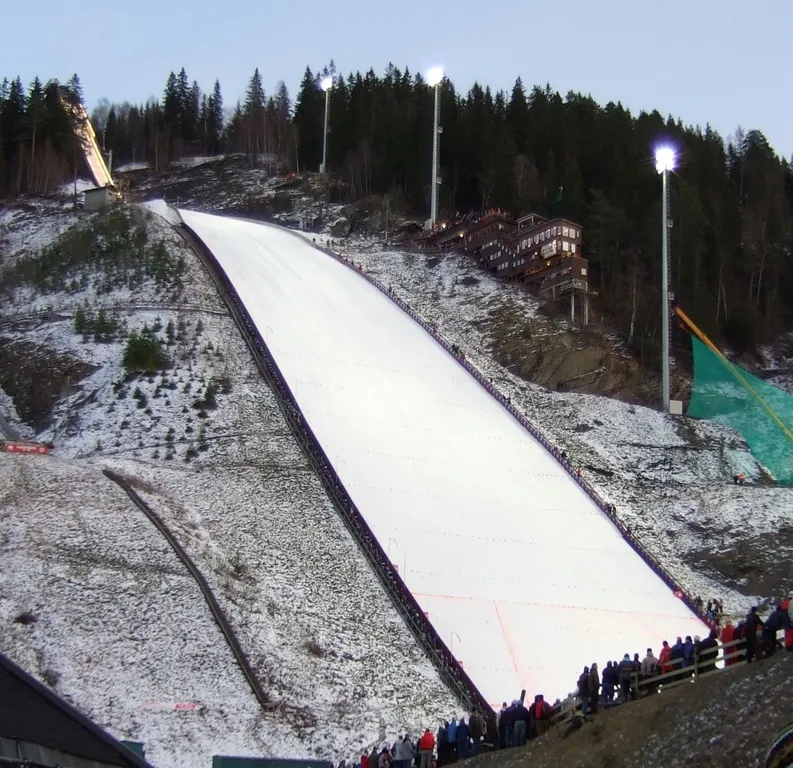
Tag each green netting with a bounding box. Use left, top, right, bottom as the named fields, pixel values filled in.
left=688, top=336, right=793, bottom=484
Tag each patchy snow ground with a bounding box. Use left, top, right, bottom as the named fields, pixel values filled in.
left=0, top=199, right=83, bottom=268
left=3, top=169, right=793, bottom=761
left=124, top=155, right=345, bottom=234
left=0, top=201, right=461, bottom=765
left=332, top=241, right=793, bottom=614
left=0, top=454, right=287, bottom=768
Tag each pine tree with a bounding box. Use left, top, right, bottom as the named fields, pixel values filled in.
left=185, top=80, right=200, bottom=146
left=245, top=68, right=265, bottom=114
left=293, top=67, right=323, bottom=172
left=207, top=80, right=223, bottom=154
left=243, top=68, right=266, bottom=156
left=507, top=77, right=530, bottom=155
left=64, top=73, right=83, bottom=106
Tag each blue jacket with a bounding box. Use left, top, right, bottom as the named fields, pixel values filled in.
left=446, top=720, right=457, bottom=741
left=456, top=720, right=469, bottom=744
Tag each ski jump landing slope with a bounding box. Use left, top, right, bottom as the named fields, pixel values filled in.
left=181, top=210, right=707, bottom=706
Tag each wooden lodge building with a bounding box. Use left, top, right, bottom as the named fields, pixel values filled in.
left=462, top=210, right=591, bottom=322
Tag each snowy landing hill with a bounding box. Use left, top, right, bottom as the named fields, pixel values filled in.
left=0, top=198, right=460, bottom=767
left=337, top=240, right=793, bottom=613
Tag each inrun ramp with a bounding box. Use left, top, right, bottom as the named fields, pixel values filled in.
left=181, top=210, right=707, bottom=706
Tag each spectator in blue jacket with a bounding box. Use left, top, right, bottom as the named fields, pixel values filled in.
left=456, top=717, right=469, bottom=759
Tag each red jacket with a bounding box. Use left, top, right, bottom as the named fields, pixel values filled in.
left=659, top=645, right=671, bottom=673
left=361, top=757, right=369, bottom=768
left=419, top=732, right=435, bottom=751
left=721, top=623, right=735, bottom=664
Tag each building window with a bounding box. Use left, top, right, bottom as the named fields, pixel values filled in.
left=562, top=240, right=570, bottom=252
left=562, top=226, right=569, bottom=237
left=571, top=243, right=576, bottom=254
left=581, top=267, right=587, bottom=276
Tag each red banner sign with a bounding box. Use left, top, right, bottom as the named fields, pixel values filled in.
left=3, top=442, right=50, bottom=455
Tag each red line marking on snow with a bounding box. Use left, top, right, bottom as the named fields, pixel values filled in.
left=411, top=591, right=473, bottom=602
left=494, top=601, right=530, bottom=692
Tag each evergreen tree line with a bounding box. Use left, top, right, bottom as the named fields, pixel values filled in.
left=290, top=65, right=793, bottom=352
left=89, top=67, right=293, bottom=170
left=2, top=63, right=792, bottom=350
left=0, top=73, right=85, bottom=196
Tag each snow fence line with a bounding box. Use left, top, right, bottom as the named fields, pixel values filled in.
left=317, top=245, right=715, bottom=632
left=179, top=219, right=491, bottom=719
left=102, top=468, right=282, bottom=718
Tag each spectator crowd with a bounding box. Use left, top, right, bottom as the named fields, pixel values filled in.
left=336, top=598, right=793, bottom=768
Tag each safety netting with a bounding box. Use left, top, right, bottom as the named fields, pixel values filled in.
left=688, top=336, right=793, bottom=484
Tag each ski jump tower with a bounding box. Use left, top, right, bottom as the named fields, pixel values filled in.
left=61, top=94, right=121, bottom=209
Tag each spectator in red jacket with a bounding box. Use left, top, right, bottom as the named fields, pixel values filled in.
left=418, top=730, right=435, bottom=768
left=658, top=640, right=672, bottom=674
left=531, top=695, right=552, bottom=738
left=721, top=621, right=736, bottom=665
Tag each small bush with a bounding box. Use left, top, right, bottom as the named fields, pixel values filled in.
left=13, top=611, right=38, bottom=625
left=123, top=332, right=169, bottom=374
left=303, top=639, right=326, bottom=658
left=41, top=668, right=60, bottom=688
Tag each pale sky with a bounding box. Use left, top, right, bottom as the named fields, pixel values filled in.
left=3, top=0, right=792, bottom=159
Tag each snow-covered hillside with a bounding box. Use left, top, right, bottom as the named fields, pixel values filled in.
left=0, top=199, right=460, bottom=767
left=336, top=242, right=793, bottom=612
left=180, top=210, right=708, bottom=706
left=0, top=454, right=280, bottom=767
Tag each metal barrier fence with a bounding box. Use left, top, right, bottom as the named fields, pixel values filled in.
left=549, top=636, right=749, bottom=731
left=103, top=469, right=283, bottom=719
left=180, top=221, right=491, bottom=717
left=317, top=246, right=715, bottom=632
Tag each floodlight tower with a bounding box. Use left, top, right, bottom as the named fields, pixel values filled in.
left=427, top=67, right=443, bottom=228
left=320, top=76, right=333, bottom=174
left=655, top=146, right=675, bottom=411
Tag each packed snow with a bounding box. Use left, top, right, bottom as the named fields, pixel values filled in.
left=334, top=242, right=793, bottom=615
left=180, top=210, right=710, bottom=707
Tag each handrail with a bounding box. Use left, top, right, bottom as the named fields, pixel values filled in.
left=179, top=221, right=490, bottom=717
left=549, top=637, right=749, bottom=731
left=313, top=244, right=715, bottom=631
left=102, top=469, right=281, bottom=717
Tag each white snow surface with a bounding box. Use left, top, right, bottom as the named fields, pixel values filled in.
left=180, top=210, right=709, bottom=707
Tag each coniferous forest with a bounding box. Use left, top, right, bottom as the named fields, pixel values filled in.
left=1, top=64, right=792, bottom=353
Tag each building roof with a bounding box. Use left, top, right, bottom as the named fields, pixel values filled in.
left=0, top=653, right=152, bottom=768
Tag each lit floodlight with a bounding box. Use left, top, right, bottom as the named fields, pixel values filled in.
left=655, top=146, right=675, bottom=174
left=427, top=67, right=444, bottom=87
left=321, top=76, right=333, bottom=92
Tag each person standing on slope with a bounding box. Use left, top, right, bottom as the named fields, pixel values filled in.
left=577, top=666, right=591, bottom=717
left=512, top=700, right=530, bottom=747
left=746, top=606, right=765, bottom=663
left=721, top=621, right=736, bottom=665
left=418, top=729, right=435, bottom=768
left=589, top=663, right=600, bottom=714
left=468, top=710, right=484, bottom=757
left=436, top=723, right=448, bottom=767
left=618, top=654, right=635, bottom=702
left=446, top=718, right=458, bottom=762
left=764, top=603, right=792, bottom=655
left=394, top=735, right=414, bottom=768
left=531, top=695, right=552, bottom=738
left=456, top=717, right=470, bottom=759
